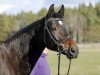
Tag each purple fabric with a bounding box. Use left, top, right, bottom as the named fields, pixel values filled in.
left=30, top=53, right=50, bottom=75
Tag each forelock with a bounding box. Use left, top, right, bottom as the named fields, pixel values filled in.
left=52, top=13, right=63, bottom=18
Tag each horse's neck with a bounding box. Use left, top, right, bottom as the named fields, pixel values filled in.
left=5, top=35, right=31, bottom=58
left=29, top=34, right=46, bottom=71
left=4, top=17, right=45, bottom=59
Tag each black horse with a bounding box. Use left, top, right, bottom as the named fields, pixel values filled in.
left=0, top=4, right=79, bottom=75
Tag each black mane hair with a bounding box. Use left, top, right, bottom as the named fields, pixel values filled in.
left=1, top=17, right=46, bottom=75
left=5, top=17, right=45, bottom=44
left=0, top=4, right=79, bottom=75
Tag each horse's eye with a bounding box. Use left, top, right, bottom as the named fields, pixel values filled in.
left=67, top=36, right=72, bottom=39
left=58, top=21, right=63, bottom=25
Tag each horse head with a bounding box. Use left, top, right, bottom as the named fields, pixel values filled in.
left=44, top=4, right=79, bottom=59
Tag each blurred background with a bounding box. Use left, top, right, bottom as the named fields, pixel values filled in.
left=0, top=0, right=100, bottom=75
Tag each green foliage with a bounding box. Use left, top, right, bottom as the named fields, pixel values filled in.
left=37, top=8, right=47, bottom=19
left=0, top=3, right=100, bottom=43
left=15, top=11, right=37, bottom=29
left=0, top=14, right=16, bottom=40
left=95, top=3, right=100, bottom=16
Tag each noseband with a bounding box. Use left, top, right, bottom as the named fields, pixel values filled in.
left=44, top=18, right=72, bottom=75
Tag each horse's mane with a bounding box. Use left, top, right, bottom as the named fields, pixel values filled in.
left=4, top=17, right=45, bottom=44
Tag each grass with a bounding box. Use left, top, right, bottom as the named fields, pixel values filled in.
left=47, top=47, right=100, bottom=75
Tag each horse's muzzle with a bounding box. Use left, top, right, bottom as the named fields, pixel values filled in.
left=65, top=45, right=79, bottom=59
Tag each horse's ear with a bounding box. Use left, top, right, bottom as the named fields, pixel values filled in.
left=58, top=5, right=64, bottom=16
left=46, top=4, right=54, bottom=18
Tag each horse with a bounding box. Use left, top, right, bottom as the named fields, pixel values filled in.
left=0, top=4, right=79, bottom=75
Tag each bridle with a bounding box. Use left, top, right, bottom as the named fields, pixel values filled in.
left=44, top=18, right=72, bottom=75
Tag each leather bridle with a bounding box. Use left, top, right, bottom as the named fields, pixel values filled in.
left=44, top=18, right=72, bottom=75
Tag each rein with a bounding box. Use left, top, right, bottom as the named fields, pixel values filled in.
left=44, top=18, right=72, bottom=75
left=57, top=48, right=72, bottom=75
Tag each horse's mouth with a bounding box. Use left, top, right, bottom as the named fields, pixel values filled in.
left=65, top=46, right=79, bottom=59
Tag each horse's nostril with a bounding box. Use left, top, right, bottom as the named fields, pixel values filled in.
left=65, top=46, right=79, bottom=59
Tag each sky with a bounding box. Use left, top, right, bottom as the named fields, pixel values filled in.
left=0, top=0, right=100, bottom=15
